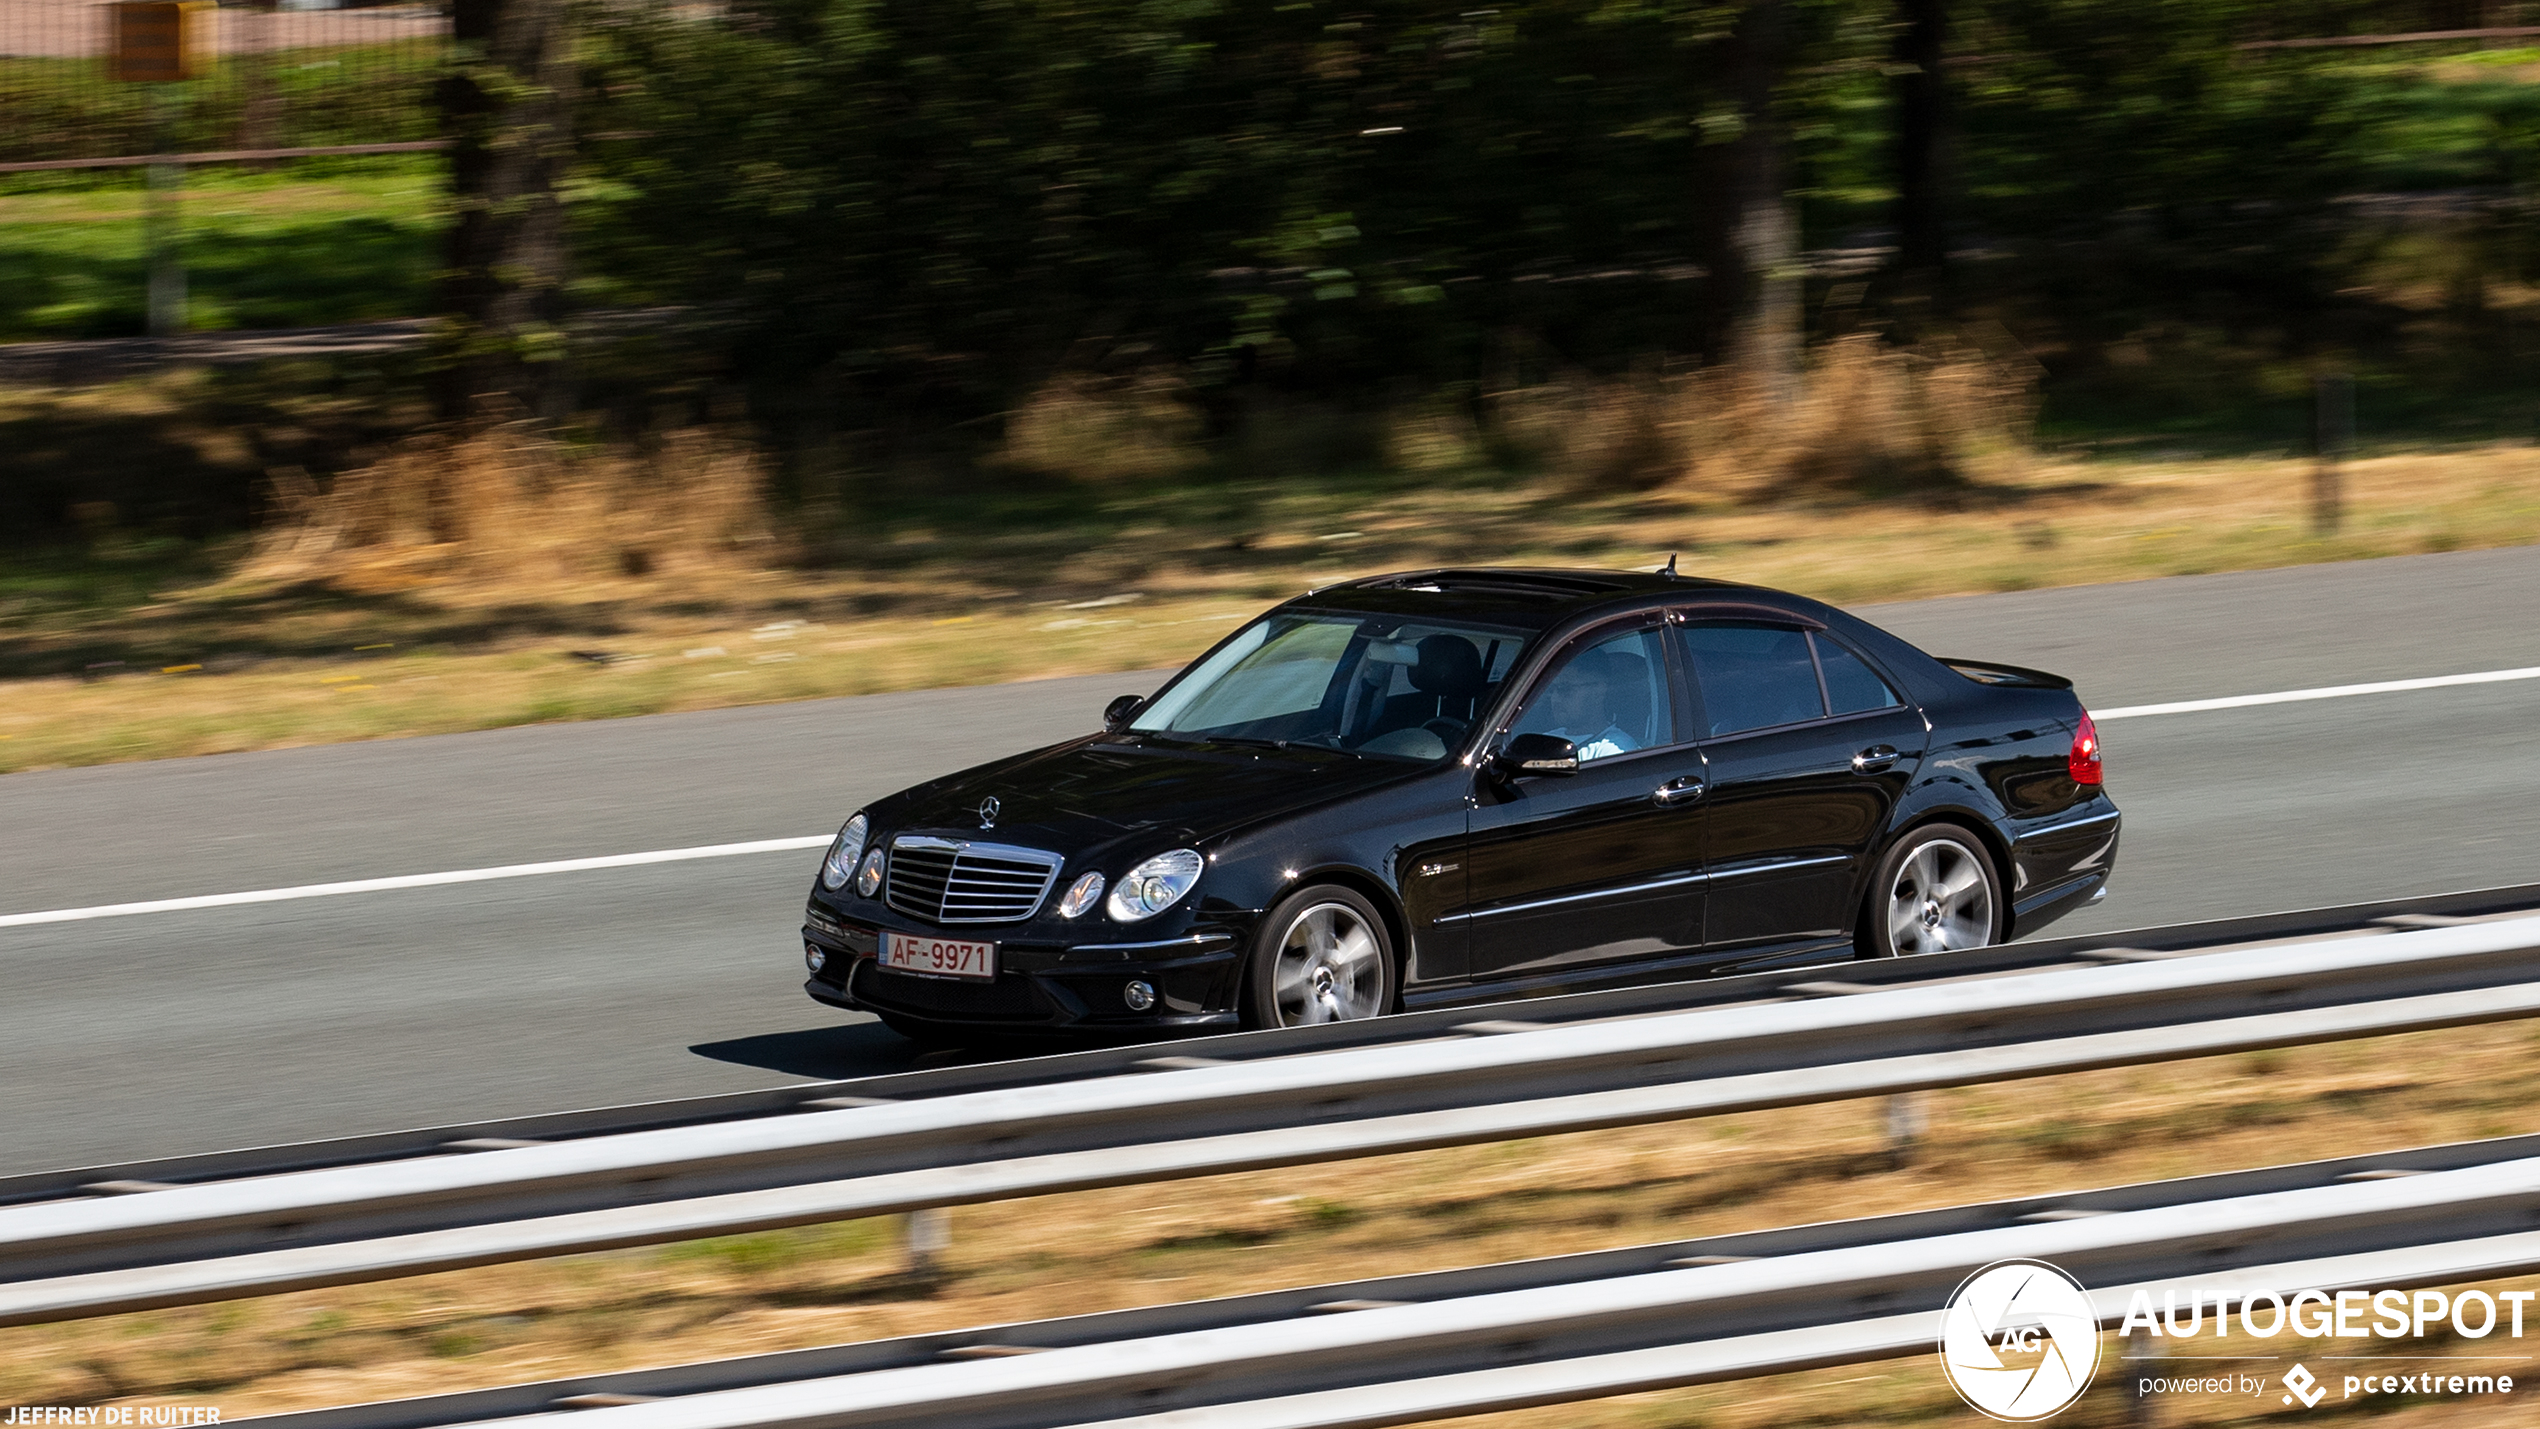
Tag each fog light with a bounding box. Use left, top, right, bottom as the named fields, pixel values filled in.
left=805, top=943, right=827, bottom=973
left=1122, top=979, right=1156, bottom=1011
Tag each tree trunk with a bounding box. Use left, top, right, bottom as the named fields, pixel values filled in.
left=435, top=0, right=571, bottom=422
left=1706, top=0, right=1801, bottom=408
left=1891, top=0, right=1945, bottom=282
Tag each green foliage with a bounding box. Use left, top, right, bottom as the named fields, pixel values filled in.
left=573, top=0, right=1749, bottom=416
left=10, top=1, right=2540, bottom=459
left=0, top=45, right=446, bottom=165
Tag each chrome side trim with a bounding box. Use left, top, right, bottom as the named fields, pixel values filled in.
left=2014, top=808, right=2124, bottom=843
left=1707, top=853, right=1849, bottom=883
left=1437, top=870, right=1709, bottom=926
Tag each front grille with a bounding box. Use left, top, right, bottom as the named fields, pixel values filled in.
left=884, top=836, right=1065, bottom=924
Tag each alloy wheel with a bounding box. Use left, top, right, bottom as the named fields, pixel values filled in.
left=1268, top=902, right=1387, bottom=1025
left=1883, top=837, right=1995, bottom=956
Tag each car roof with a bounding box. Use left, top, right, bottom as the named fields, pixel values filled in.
left=1291, top=566, right=1776, bottom=631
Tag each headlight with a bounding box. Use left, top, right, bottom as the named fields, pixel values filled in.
left=821, top=814, right=869, bottom=891
left=856, top=847, right=886, bottom=897
left=1057, top=871, right=1105, bottom=919
left=1105, top=849, right=1204, bottom=922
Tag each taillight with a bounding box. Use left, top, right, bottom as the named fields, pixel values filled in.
left=2069, top=710, right=2103, bottom=786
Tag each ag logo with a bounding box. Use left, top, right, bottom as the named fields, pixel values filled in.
left=1938, top=1259, right=2101, bottom=1421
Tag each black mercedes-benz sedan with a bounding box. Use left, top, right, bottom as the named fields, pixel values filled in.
left=801, top=567, right=2118, bottom=1043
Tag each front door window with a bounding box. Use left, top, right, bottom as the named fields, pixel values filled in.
left=1505, top=627, right=1673, bottom=761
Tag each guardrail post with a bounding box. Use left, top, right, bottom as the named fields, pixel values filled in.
left=2123, top=1325, right=2157, bottom=1426
left=904, top=1206, right=951, bottom=1279
left=1882, top=1091, right=1927, bottom=1167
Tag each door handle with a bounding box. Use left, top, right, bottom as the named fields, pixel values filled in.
left=1653, top=777, right=1705, bottom=806
left=1851, top=745, right=1900, bottom=774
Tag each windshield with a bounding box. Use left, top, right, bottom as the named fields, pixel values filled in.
left=1130, top=612, right=1530, bottom=762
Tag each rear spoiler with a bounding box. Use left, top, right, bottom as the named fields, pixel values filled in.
left=1940, top=657, right=2074, bottom=691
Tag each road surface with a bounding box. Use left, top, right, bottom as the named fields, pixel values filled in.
left=5, top=547, right=2538, bottom=1172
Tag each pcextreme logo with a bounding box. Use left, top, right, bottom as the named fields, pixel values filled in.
left=1938, top=1260, right=2101, bottom=1421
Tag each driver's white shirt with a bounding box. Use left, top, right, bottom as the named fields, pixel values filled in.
left=1550, top=722, right=1635, bottom=761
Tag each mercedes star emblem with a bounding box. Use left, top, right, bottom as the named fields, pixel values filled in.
left=978, top=796, right=1001, bottom=828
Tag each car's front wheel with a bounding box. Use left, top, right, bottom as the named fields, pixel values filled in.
left=1244, top=885, right=1397, bottom=1028
left=1860, top=823, right=2002, bottom=958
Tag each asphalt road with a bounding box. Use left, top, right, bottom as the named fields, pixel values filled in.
left=6, top=547, right=2540, bottom=1174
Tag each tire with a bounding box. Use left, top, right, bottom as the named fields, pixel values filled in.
left=1859, top=822, right=2003, bottom=958
left=1243, top=884, right=1398, bottom=1029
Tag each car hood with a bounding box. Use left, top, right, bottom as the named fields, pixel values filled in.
left=880, top=735, right=1422, bottom=854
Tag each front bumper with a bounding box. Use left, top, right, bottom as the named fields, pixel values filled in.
left=800, top=901, right=1253, bottom=1034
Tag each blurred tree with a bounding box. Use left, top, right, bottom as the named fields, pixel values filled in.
left=1890, top=0, right=1945, bottom=285
left=1705, top=0, right=1801, bottom=401
left=438, top=0, right=573, bottom=420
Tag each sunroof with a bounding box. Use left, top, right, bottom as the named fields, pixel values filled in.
left=1367, top=569, right=1631, bottom=599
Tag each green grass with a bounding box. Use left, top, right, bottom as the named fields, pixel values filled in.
left=0, top=157, right=442, bottom=339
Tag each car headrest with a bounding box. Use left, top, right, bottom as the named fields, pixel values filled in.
left=1603, top=651, right=1651, bottom=736
left=1410, top=635, right=1486, bottom=699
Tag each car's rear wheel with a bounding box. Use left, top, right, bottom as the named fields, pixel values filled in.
left=1860, top=823, right=2002, bottom=958
left=1245, top=885, right=1397, bottom=1029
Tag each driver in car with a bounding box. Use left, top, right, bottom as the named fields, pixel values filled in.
left=1519, top=649, right=1641, bottom=761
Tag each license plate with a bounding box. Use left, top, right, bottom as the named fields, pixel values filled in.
left=879, top=931, right=998, bottom=981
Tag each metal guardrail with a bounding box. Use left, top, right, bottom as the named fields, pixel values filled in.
left=241, top=1133, right=2540, bottom=1429
left=9, top=894, right=2540, bottom=1325
left=14, top=880, right=2539, bottom=1211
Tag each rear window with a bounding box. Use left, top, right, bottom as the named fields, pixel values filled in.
left=1814, top=633, right=1901, bottom=716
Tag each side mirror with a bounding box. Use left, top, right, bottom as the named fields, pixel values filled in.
left=1493, top=732, right=1579, bottom=779
left=1103, top=694, right=1145, bottom=730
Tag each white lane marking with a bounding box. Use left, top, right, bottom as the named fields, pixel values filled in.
left=10, top=661, right=2536, bottom=929
left=0, top=836, right=833, bottom=929
left=2095, top=664, right=2540, bottom=721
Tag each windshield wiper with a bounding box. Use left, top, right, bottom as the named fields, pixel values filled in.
left=1199, top=734, right=1293, bottom=752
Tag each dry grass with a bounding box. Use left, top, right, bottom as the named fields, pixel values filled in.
left=247, top=421, right=775, bottom=593
left=6, top=1021, right=2540, bottom=1424
left=1490, top=335, right=2040, bottom=494
left=5, top=435, right=2539, bottom=774
left=1000, top=372, right=1206, bottom=483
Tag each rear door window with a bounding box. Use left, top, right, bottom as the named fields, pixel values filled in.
left=1679, top=622, right=1826, bottom=737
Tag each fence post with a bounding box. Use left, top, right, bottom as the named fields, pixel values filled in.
left=2311, top=372, right=2353, bottom=535
left=144, top=85, right=185, bottom=337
